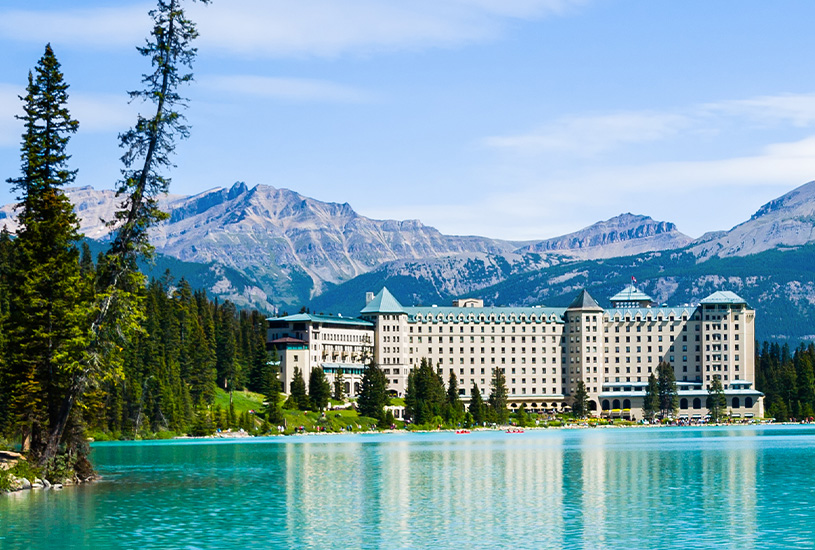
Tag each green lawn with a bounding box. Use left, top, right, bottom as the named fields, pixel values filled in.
left=213, top=388, right=265, bottom=415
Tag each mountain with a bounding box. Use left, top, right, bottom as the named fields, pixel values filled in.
left=1, top=183, right=529, bottom=308
left=3, top=179, right=815, bottom=339
left=0, top=182, right=688, bottom=310
left=518, top=213, right=693, bottom=259
left=691, top=180, right=815, bottom=258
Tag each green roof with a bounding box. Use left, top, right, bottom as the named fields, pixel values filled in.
left=700, top=291, right=747, bottom=305
left=404, top=306, right=566, bottom=323
left=360, top=287, right=406, bottom=314
left=267, top=312, right=373, bottom=327
left=604, top=306, right=696, bottom=319
left=609, top=285, right=653, bottom=304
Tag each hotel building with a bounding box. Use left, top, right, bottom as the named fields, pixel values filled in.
left=268, top=286, right=764, bottom=420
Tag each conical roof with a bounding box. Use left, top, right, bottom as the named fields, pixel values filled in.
left=360, top=287, right=406, bottom=314
left=567, top=289, right=602, bottom=310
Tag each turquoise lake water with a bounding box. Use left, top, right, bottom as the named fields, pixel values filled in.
left=2, top=426, right=815, bottom=549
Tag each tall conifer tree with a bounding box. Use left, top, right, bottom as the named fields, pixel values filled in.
left=357, top=362, right=388, bottom=422
left=643, top=373, right=659, bottom=420
left=308, top=367, right=331, bottom=411
left=4, top=44, right=91, bottom=464
left=488, top=367, right=509, bottom=424
left=657, top=361, right=679, bottom=418
left=469, top=382, right=485, bottom=426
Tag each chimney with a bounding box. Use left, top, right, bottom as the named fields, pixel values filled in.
left=365, top=292, right=374, bottom=304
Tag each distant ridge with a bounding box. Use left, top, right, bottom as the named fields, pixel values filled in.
left=518, top=213, right=692, bottom=259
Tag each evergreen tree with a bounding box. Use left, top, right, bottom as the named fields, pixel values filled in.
left=333, top=367, right=346, bottom=401
left=707, top=376, right=727, bottom=423
left=106, top=0, right=211, bottom=266
left=488, top=367, right=509, bottom=425
left=288, top=366, right=308, bottom=410
left=469, top=382, right=485, bottom=426
left=3, top=44, right=92, bottom=464
left=404, top=358, right=445, bottom=425
left=357, top=362, right=388, bottom=422
left=795, top=346, right=815, bottom=418
left=572, top=380, right=589, bottom=418
left=515, top=405, right=528, bottom=427
left=215, top=301, right=238, bottom=392
left=247, top=311, right=270, bottom=394
left=35, top=0, right=209, bottom=466
left=176, top=279, right=215, bottom=405
left=308, top=367, right=331, bottom=411
left=643, top=373, right=659, bottom=420
left=657, top=361, right=679, bottom=418
left=445, top=371, right=464, bottom=424
left=264, top=357, right=284, bottom=427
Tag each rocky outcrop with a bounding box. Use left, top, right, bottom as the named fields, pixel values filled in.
left=691, top=180, right=815, bottom=259
left=517, top=213, right=693, bottom=259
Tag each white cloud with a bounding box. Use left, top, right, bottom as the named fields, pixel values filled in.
left=485, top=92, right=815, bottom=159
left=484, top=112, right=691, bottom=156
left=0, top=0, right=588, bottom=56
left=0, top=83, right=136, bottom=147
left=704, top=93, right=815, bottom=127
left=473, top=136, right=815, bottom=239
left=0, top=5, right=149, bottom=48
left=201, top=75, right=374, bottom=103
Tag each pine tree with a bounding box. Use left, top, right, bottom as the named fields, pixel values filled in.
left=445, top=371, right=464, bottom=424
left=657, top=361, right=679, bottom=418
left=795, top=346, right=815, bottom=418
left=3, top=44, right=92, bottom=464
left=264, top=353, right=284, bottom=426
left=333, top=367, right=346, bottom=401
left=288, top=366, right=308, bottom=410
left=488, top=367, right=509, bottom=425
left=572, top=380, right=589, bottom=418
left=176, top=280, right=215, bottom=405
left=707, top=376, right=727, bottom=423
left=357, top=362, right=388, bottom=422
left=35, top=0, right=209, bottom=466
left=215, top=302, right=238, bottom=393
left=308, top=367, right=331, bottom=411
left=469, top=382, right=485, bottom=426
left=643, top=373, right=659, bottom=420
left=404, top=358, right=445, bottom=425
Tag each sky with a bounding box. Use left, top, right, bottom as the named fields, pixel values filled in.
left=1, top=0, right=815, bottom=241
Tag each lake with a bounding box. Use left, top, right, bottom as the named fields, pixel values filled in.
left=2, top=426, right=815, bottom=549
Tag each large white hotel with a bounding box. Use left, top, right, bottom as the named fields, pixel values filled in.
left=268, top=285, right=764, bottom=420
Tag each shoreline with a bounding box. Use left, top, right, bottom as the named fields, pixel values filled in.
left=4, top=421, right=801, bottom=494
left=165, top=418, right=782, bottom=441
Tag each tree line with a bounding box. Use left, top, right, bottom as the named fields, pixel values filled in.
left=756, top=341, right=815, bottom=421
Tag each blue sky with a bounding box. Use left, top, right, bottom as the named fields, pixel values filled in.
left=2, top=0, right=815, bottom=241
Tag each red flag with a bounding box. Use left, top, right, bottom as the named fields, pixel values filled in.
left=632, top=276, right=637, bottom=284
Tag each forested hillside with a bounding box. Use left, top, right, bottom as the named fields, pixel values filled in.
left=81, top=274, right=274, bottom=439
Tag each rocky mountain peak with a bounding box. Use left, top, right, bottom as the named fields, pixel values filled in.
left=517, top=212, right=692, bottom=259
left=750, top=180, right=815, bottom=221
left=691, top=180, right=815, bottom=259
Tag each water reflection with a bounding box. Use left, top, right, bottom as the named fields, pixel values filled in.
left=3, top=427, right=814, bottom=550
left=280, top=429, right=763, bottom=549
